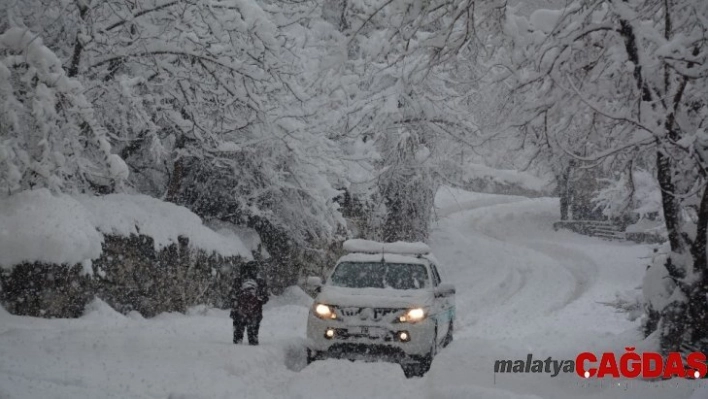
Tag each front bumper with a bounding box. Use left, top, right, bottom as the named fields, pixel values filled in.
left=306, top=312, right=435, bottom=361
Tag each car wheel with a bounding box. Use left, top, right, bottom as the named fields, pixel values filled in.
left=306, top=348, right=319, bottom=365
left=401, top=326, right=436, bottom=378
left=401, top=353, right=433, bottom=378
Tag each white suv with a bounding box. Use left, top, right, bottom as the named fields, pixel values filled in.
left=305, top=239, right=456, bottom=378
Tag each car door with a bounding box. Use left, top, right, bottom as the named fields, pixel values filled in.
left=430, top=263, right=452, bottom=344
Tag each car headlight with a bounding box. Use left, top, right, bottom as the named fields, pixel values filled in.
left=398, top=307, right=426, bottom=323
left=314, top=303, right=337, bottom=319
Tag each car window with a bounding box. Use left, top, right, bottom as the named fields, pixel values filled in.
left=330, top=262, right=429, bottom=289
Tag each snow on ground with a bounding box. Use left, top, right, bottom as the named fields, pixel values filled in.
left=1, top=187, right=704, bottom=398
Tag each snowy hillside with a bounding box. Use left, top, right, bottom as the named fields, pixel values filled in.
left=1, top=188, right=703, bottom=399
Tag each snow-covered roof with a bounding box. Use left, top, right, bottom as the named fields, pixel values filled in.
left=342, top=239, right=431, bottom=255
left=0, top=189, right=252, bottom=271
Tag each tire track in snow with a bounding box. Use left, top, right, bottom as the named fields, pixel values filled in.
left=431, top=195, right=590, bottom=339
left=467, top=202, right=598, bottom=314
left=425, top=192, right=608, bottom=399
left=517, top=241, right=597, bottom=313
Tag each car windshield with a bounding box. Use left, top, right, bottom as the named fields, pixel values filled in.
left=329, top=262, right=429, bottom=290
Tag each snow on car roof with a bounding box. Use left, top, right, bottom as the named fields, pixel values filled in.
left=337, top=252, right=431, bottom=266
left=342, top=239, right=431, bottom=255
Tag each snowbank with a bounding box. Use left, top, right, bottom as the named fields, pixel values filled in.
left=642, top=249, right=675, bottom=312
left=625, top=218, right=665, bottom=234
left=0, top=189, right=251, bottom=270
left=81, top=297, right=126, bottom=321
left=0, top=189, right=103, bottom=269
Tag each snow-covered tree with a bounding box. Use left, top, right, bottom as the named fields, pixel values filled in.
left=503, top=0, right=708, bottom=352
left=3, top=1, right=349, bottom=269
left=314, top=0, right=505, bottom=241
left=0, top=27, right=126, bottom=196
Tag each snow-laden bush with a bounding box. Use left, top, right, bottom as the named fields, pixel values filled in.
left=593, top=169, right=663, bottom=223
left=0, top=261, right=92, bottom=318
left=0, top=189, right=251, bottom=318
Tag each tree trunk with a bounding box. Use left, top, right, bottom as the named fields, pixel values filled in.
left=657, top=150, right=684, bottom=255
left=165, top=135, right=187, bottom=203
left=383, top=193, right=404, bottom=242
left=67, top=38, right=83, bottom=78
left=558, top=163, right=574, bottom=221
left=691, top=180, right=708, bottom=277
left=683, top=184, right=708, bottom=349
left=66, top=2, right=89, bottom=77
left=248, top=216, right=296, bottom=293
left=165, top=158, right=184, bottom=203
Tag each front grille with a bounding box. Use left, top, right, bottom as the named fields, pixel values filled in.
left=329, top=327, right=394, bottom=341
left=339, top=307, right=360, bottom=317
left=336, top=307, right=401, bottom=322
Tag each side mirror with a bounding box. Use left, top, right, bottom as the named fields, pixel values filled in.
left=306, top=276, right=322, bottom=288
left=435, top=283, right=456, bottom=298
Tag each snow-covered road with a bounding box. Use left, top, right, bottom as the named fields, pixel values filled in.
left=1, top=188, right=704, bottom=398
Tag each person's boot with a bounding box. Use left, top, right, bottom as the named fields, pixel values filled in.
left=247, top=322, right=259, bottom=345
left=233, top=330, right=244, bottom=345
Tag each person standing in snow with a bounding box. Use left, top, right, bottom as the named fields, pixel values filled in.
left=230, top=261, right=269, bottom=345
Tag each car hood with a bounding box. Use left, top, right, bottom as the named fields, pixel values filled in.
left=316, top=286, right=433, bottom=309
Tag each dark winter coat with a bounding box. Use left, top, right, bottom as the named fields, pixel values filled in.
left=230, top=274, right=268, bottom=319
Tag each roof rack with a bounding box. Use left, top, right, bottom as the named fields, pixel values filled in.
left=342, top=239, right=431, bottom=256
